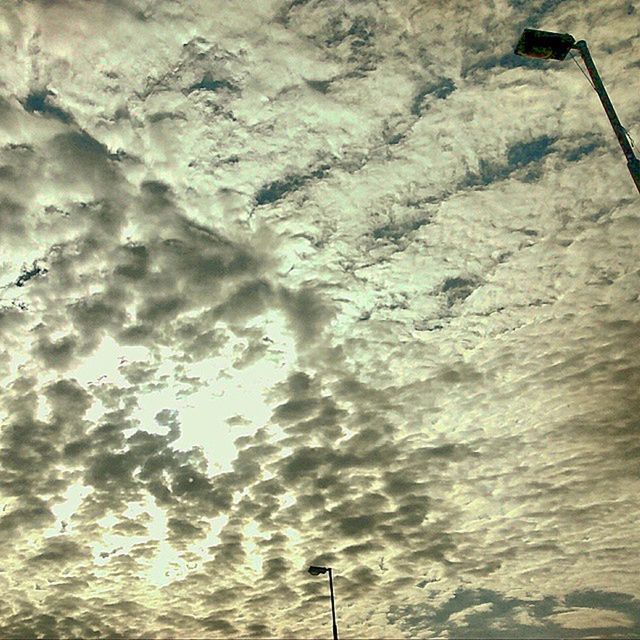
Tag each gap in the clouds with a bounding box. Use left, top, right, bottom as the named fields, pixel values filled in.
left=82, top=492, right=230, bottom=589
left=145, top=511, right=229, bottom=588
left=244, top=521, right=266, bottom=574
left=68, top=335, right=151, bottom=388
left=44, top=481, right=93, bottom=538
left=43, top=311, right=300, bottom=587
left=129, top=310, right=298, bottom=476
left=64, top=312, right=297, bottom=477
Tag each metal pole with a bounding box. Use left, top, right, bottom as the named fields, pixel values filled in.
left=328, top=568, right=339, bottom=640
left=573, top=40, right=640, bottom=194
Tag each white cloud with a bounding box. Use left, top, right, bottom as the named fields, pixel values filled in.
left=551, top=607, right=635, bottom=629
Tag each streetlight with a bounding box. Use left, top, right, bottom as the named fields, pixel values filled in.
left=308, top=565, right=339, bottom=640
left=515, top=28, right=640, bottom=194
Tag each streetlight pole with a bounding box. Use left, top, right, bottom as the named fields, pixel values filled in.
left=308, top=565, right=339, bottom=640
left=514, top=28, right=640, bottom=195
left=572, top=40, right=640, bottom=194
left=328, top=568, right=338, bottom=640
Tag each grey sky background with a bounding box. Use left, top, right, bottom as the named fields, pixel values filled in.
left=0, top=0, right=639, bottom=638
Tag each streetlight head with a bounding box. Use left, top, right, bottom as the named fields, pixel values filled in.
left=514, top=28, right=576, bottom=61
left=308, top=565, right=328, bottom=576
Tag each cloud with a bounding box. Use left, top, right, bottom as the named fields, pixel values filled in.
left=388, top=587, right=640, bottom=638
left=29, top=536, right=89, bottom=565
left=0, top=0, right=639, bottom=637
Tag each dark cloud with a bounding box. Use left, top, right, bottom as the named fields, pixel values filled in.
left=0, top=194, right=26, bottom=239
left=50, top=131, right=118, bottom=187
left=29, top=536, right=89, bottom=564
left=278, top=286, right=334, bottom=344
left=32, top=332, right=78, bottom=370
left=113, top=242, right=149, bottom=281
left=44, top=378, right=92, bottom=420
left=304, top=78, right=333, bottom=93
left=68, top=291, right=128, bottom=337
left=0, top=497, right=55, bottom=538
left=111, top=517, right=148, bottom=537
left=214, top=279, right=272, bottom=322
left=199, top=614, right=237, bottom=635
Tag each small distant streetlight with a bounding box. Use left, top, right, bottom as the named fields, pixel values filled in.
left=308, top=565, right=339, bottom=640
left=515, top=28, right=640, bottom=194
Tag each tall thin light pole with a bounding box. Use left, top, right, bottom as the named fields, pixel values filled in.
left=308, top=565, right=340, bottom=640
left=328, top=568, right=339, bottom=640
left=572, top=40, right=640, bottom=194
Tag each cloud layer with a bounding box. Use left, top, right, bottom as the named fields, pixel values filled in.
left=1, top=0, right=639, bottom=637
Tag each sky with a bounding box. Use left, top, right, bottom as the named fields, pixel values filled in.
left=0, top=0, right=639, bottom=638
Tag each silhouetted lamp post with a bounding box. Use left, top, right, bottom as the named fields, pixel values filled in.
left=308, top=565, right=339, bottom=640
left=515, top=28, right=640, bottom=194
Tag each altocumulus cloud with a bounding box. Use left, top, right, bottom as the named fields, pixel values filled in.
left=0, top=0, right=639, bottom=638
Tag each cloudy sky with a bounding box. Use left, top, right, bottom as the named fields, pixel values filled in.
left=0, top=0, right=639, bottom=638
